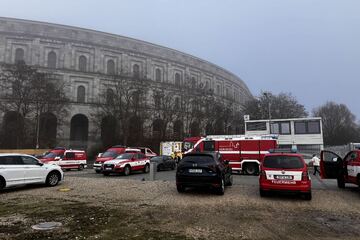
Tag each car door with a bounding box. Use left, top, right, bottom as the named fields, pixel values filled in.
left=320, top=150, right=342, bottom=179
left=22, top=156, right=46, bottom=183
left=345, top=151, right=358, bottom=183
left=0, top=155, right=25, bottom=187
left=165, top=156, right=173, bottom=169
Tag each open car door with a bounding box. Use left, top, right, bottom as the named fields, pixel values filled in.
left=320, top=150, right=342, bottom=179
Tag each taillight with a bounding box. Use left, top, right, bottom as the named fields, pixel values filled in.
left=302, top=171, right=309, bottom=181
left=260, top=170, right=267, bottom=180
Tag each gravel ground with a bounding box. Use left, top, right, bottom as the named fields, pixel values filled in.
left=1, top=175, right=360, bottom=239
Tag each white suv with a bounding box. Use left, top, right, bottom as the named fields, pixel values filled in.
left=0, top=153, right=64, bottom=190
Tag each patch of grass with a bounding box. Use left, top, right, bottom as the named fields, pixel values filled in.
left=0, top=198, right=190, bottom=240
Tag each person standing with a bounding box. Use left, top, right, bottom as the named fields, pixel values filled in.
left=311, top=154, right=321, bottom=175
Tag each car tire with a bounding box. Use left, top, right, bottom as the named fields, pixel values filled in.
left=46, top=171, right=60, bottom=187
left=177, top=185, right=185, bottom=193
left=0, top=177, right=5, bottom=190
left=143, top=163, right=150, bottom=173
left=337, top=175, right=345, bottom=188
left=124, top=165, right=131, bottom=176
left=303, top=191, right=312, bottom=201
left=216, top=178, right=225, bottom=195
left=226, top=175, right=233, bottom=186
left=244, top=163, right=259, bottom=175
left=103, top=172, right=110, bottom=176
left=259, top=189, right=268, bottom=197
left=95, top=169, right=101, bottom=174
left=78, top=164, right=84, bottom=171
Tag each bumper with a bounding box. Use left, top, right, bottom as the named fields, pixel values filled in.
left=176, top=175, right=221, bottom=188
left=260, top=180, right=311, bottom=193
left=102, top=166, right=124, bottom=173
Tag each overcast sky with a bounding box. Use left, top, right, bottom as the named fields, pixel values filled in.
left=1, top=0, right=359, bottom=117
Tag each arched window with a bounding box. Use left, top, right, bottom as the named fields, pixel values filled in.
left=77, top=86, right=86, bottom=103
left=175, top=73, right=181, bottom=86
left=155, top=68, right=161, bottom=82
left=79, top=55, right=87, bottom=72
left=47, top=51, right=57, bottom=68
left=15, top=48, right=24, bottom=63
left=106, top=88, right=114, bottom=105
left=107, top=59, right=115, bottom=75
left=133, top=64, right=140, bottom=78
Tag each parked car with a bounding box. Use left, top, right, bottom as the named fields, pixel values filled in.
left=0, top=153, right=64, bottom=190
left=176, top=152, right=233, bottom=195
left=40, top=149, right=87, bottom=171
left=259, top=152, right=312, bottom=200
left=102, top=152, right=150, bottom=176
left=150, top=155, right=176, bottom=171
left=131, top=147, right=157, bottom=158
left=93, top=146, right=139, bottom=173
left=320, top=150, right=360, bottom=189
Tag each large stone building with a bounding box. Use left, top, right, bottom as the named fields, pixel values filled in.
left=0, top=17, right=252, bottom=150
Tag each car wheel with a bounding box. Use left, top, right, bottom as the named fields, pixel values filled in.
left=337, top=175, right=345, bottom=188
left=0, top=177, right=5, bottom=190
left=46, top=171, right=60, bottom=187
left=216, top=178, right=225, bottom=195
left=95, top=169, right=101, bottom=174
left=226, top=175, right=233, bottom=186
left=244, top=163, right=259, bottom=175
left=144, top=164, right=150, bottom=173
left=103, top=172, right=110, bottom=176
left=303, top=191, right=312, bottom=201
left=177, top=185, right=185, bottom=193
left=259, top=189, right=268, bottom=197
left=124, top=165, right=131, bottom=176
left=78, top=164, right=84, bottom=171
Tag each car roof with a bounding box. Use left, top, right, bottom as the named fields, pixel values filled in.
left=184, top=151, right=219, bottom=158
left=0, top=153, right=35, bottom=157
left=264, top=153, right=303, bottom=157
left=125, top=148, right=141, bottom=152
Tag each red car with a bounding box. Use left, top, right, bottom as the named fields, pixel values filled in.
left=259, top=152, right=312, bottom=200
left=102, top=152, right=150, bottom=176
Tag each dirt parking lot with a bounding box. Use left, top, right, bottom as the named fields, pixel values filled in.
left=1, top=173, right=360, bottom=240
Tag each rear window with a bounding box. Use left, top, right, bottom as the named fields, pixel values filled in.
left=263, top=155, right=304, bottom=169
left=182, top=155, right=215, bottom=164
left=101, top=151, right=118, bottom=158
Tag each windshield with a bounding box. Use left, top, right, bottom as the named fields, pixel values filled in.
left=182, top=155, right=215, bottom=164
left=183, top=142, right=194, bottom=151
left=116, top=153, right=133, bottom=159
left=101, top=151, right=118, bottom=158
left=43, top=152, right=62, bottom=158
left=263, top=155, right=304, bottom=169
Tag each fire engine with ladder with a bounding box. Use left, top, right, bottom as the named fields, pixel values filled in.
left=182, top=134, right=278, bottom=175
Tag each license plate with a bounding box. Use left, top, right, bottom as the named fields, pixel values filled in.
left=271, top=180, right=296, bottom=184
left=105, top=168, right=112, bottom=170
left=275, top=175, right=293, bottom=180
left=189, top=169, right=202, bottom=173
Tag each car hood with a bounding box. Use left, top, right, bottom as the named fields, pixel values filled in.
left=104, top=159, right=132, bottom=165
left=96, top=157, right=115, bottom=162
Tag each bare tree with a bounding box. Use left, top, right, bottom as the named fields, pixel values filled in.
left=313, top=102, right=360, bottom=146
left=0, top=61, right=69, bottom=148
left=243, top=92, right=307, bottom=120
left=93, top=73, right=150, bottom=146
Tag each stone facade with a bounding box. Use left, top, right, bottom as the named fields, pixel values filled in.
left=0, top=17, right=252, bottom=149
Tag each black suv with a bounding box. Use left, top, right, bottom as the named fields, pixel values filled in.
left=176, top=152, right=232, bottom=195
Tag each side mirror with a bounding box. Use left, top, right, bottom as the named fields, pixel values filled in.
left=38, top=162, right=44, bottom=166
left=54, top=156, right=61, bottom=161
left=97, top=153, right=103, bottom=158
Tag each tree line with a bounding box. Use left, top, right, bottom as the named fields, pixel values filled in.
left=0, top=61, right=358, bottom=149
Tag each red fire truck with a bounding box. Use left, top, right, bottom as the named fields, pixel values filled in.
left=182, top=135, right=277, bottom=175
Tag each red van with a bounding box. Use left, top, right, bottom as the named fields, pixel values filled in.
left=93, top=146, right=140, bottom=173
left=259, top=152, right=311, bottom=200
left=41, top=148, right=87, bottom=170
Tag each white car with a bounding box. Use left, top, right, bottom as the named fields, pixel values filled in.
left=0, top=153, right=64, bottom=190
